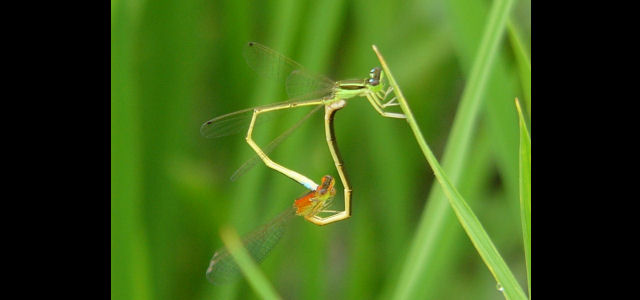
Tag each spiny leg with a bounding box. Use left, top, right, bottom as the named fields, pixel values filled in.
left=365, top=93, right=406, bottom=119
left=245, top=100, right=324, bottom=191
left=384, top=85, right=394, bottom=98
left=375, top=86, right=394, bottom=102
left=379, top=87, right=399, bottom=107
left=373, top=70, right=402, bottom=109
left=383, top=96, right=399, bottom=107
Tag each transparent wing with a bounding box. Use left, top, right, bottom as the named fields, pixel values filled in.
left=200, top=107, right=256, bottom=139
left=230, top=105, right=323, bottom=181
left=243, top=42, right=335, bottom=100
left=206, top=207, right=296, bottom=284
left=286, top=69, right=335, bottom=100
left=200, top=98, right=303, bottom=139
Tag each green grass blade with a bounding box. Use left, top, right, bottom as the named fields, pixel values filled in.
left=374, top=0, right=521, bottom=298
left=508, top=22, right=531, bottom=117
left=515, top=98, right=531, bottom=296
left=111, top=2, right=151, bottom=299
left=374, top=45, right=527, bottom=300
left=219, top=227, right=283, bottom=300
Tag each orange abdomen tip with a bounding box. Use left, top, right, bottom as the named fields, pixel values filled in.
left=294, top=191, right=315, bottom=215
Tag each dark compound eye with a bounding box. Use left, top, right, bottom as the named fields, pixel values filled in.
left=370, top=67, right=381, bottom=75
left=369, top=67, right=382, bottom=84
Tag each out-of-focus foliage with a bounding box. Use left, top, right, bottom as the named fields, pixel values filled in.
left=111, top=0, right=531, bottom=299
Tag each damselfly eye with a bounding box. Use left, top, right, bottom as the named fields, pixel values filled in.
left=369, top=67, right=380, bottom=77
left=369, top=67, right=382, bottom=85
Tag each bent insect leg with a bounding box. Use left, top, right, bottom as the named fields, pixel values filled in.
left=365, top=93, right=406, bottom=119
left=245, top=99, right=323, bottom=191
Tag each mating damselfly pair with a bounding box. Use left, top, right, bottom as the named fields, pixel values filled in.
left=202, top=42, right=405, bottom=284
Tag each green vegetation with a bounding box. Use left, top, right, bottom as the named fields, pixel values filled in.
left=111, top=0, right=531, bottom=299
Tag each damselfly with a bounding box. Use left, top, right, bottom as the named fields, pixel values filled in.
left=201, top=42, right=405, bottom=226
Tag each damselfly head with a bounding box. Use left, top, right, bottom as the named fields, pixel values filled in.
left=318, top=175, right=335, bottom=195
left=369, top=67, right=381, bottom=78
left=368, top=67, right=382, bottom=86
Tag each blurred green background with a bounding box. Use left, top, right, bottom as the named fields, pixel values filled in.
left=111, top=0, right=530, bottom=299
